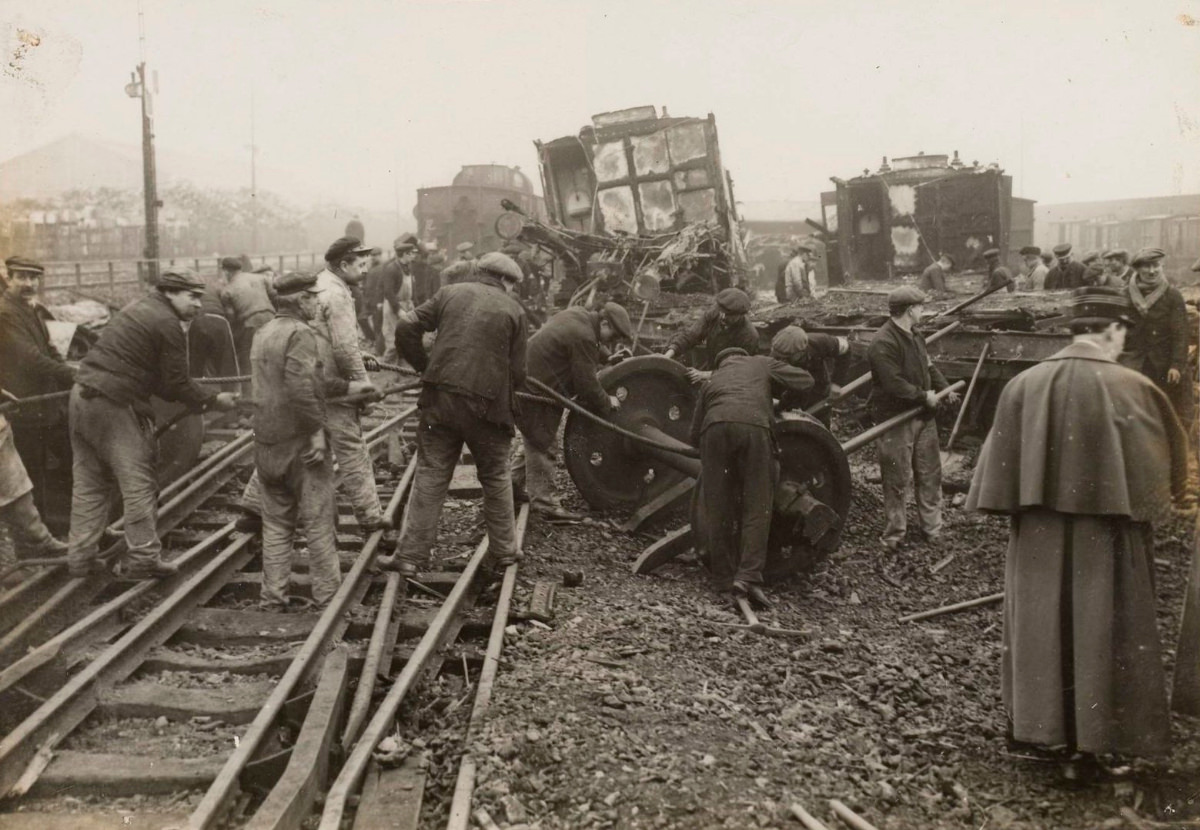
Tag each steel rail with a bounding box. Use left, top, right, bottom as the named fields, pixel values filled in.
left=318, top=503, right=532, bottom=830
left=0, top=525, right=255, bottom=799
left=188, top=430, right=417, bottom=830
left=445, top=510, right=527, bottom=830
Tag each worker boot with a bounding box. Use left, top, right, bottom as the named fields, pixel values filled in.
left=121, top=558, right=180, bottom=581
left=377, top=554, right=418, bottom=578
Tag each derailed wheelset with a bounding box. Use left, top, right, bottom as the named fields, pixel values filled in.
left=562, top=355, right=854, bottom=583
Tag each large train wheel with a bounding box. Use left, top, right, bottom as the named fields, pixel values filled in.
left=563, top=356, right=698, bottom=510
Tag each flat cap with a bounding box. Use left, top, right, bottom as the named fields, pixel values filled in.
left=1081, top=250, right=1101, bottom=265
left=324, top=236, right=371, bottom=264
left=887, top=285, right=928, bottom=309
left=600, top=302, right=634, bottom=340
left=1069, top=286, right=1137, bottom=327
left=1019, top=245, right=1041, bottom=257
left=1131, top=247, right=1166, bottom=267
left=253, top=265, right=274, bottom=274
left=158, top=268, right=207, bottom=293
left=455, top=241, right=475, bottom=254
left=982, top=248, right=1001, bottom=259
left=4, top=255, right=44, bottom=275
left=714, top=287, right=751, bottom=314
left=713, top=347, right=749, bottom=367
left=500, top=242, right=525, bottom=257
left=393, top=233, right=418, bottom=252
left=220, top=256, right=243, bottom=271
left=274, top=271, right=320, bottom=296
left=476, top=251, right=523, bottom=282
left=770, top=325, right=810, bottom=361
left=1052, top=243, right=1073, bottom=257
left=1102, top=248, right=1129, bottom=263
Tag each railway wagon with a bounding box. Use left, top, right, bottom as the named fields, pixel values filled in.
left=414, top=164, right=545, bottom=257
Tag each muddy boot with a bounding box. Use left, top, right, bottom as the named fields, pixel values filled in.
left=121, top=558, right=180, bottom=580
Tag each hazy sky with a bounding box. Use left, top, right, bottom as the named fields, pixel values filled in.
left=3, top=0, right=1199, bottom=218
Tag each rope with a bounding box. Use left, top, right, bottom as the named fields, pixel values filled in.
left=525, top=377, right=700, bottom=459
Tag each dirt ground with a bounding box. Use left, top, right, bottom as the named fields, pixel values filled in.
left=464, top=446, right=1200, bottom=830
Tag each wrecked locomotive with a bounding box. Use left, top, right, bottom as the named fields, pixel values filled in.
left=415, top=164, right=545, bottom=258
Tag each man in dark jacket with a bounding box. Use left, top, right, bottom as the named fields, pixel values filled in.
left=1044, top=243, right=1087, bottom=291
left=918, top=253, right=953, bottom=294
left=983, top=248, right=1016, bottom=293
left=379, top=237, right=418, bottom=362
left=689, top=347, right=813, bottom=605
left=868, top=286, right=959, bottom=552
left=514, top=302, right=633, bottom=518
left=0, top=256, right=77, bottom=520
left=768, top=324, right=850, bottom=424
left=1122, top=247, right=1193, bottom=430
left=219, top=256, right=276, bottom=392
left=665, top=287, right=759, bottom=378
left=67, top=270, right=238, bottom=579
left=251, top=272, right=340, bottom=610
left=382, top=252, right=528, bottom=576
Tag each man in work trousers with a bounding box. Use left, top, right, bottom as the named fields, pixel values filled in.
left=664, top=287, right=759, bottom=377
left=1121, top=247, right=1193, bottom=437
left=67, top=269, right=238, bottom=579
left=689, top=347, right=814, bottom=606
left=514, top=301, right=633, bottom=519
left=867, top=286, right=959, bottom=552
left=218, top=255, right=276, bottom=394
left=381, top=252, right=528, bottom=576
left=0, top=256, right=77, bottom=524
left=967, top=286, right=1188, bottom=779
left=0, top=408, right=66, bottom=558
left=784, top=243, right=817, bottom=302
left=251, top=272, right=341, bottom=611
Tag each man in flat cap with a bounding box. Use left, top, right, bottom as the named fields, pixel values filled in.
left=982, top=248, right=1015, bottom=294
left=219, top=256, right=276, bottom=394
left=67, top=269, right=238, bottom=579
left=513, top=301, right=632, bottom=520
left=1101, top=249, right=1133, bottom=287
left=918, top=252, right=954, bottom=294
left=1081, top=251, right=1105, bottom=287
left=0, top=256, right=77, bottom=524
left=769, top=324, right=851, bottom=425
left=1121, top=247, right=1192, bottom=430
left=311, top=236, right=384, bottom=531
left=251, top=272, right=342, bottom=611
left=454, top=240, right=476, bottom=264
left=968, top=286, right=1188, bottom=779
left=784, top=243, right=817, bottom=302
left=377, top=236, right=418, bottom=362
left=868, top=286, right=959, bottom=553
left=664, top=287, right=759, bottom=380
left=1018, top=246, right=1048, bottom=291
left=1045, top=243, right=1086, bottom=291
left=382, top=252, right=528, bottom=576
left=689, top=347, right=814, bottom=606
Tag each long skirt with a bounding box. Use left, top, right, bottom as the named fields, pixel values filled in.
left=1004, top=508, right=1169, bottom=756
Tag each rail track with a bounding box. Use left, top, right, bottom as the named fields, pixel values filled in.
left=0, top=392, right=535, bottom=830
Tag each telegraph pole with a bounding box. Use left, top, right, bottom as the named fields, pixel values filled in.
left=127, top=4, right=160, bottom=283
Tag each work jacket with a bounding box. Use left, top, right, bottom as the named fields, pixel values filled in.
left=668, top=306, right=760, bottom=370
left=75, top=291, right=216, bottom=415
left=396, top=274, right=527, bottom=428
left=313, top=268, right=369, bottom=393
left=1045, top=260, right=1086, bottom=291
left=918, top=263, right=948, bottom=293
left=0, top=293, right=75, bottom=426
left=987, top=264, right=1015, bottom=293
left=250, top=312, right=326, bottom=446
left=220, top=271, right=276, bottom=329
left=380, top=259, right=414, bottom=314
left=689, top=354, right=813, bottom=444
left=1122, top=284, right=1189, bottom=387
left=866, top=318, right=949, bottom=421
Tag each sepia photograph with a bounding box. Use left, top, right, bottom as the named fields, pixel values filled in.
left=0, top=1, right=1198, bottom=827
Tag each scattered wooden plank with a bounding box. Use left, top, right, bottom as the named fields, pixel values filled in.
left=898, top=592, right=1004, bottom=624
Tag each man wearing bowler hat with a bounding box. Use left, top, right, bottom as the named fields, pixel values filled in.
left=1045, top=243, right=1086, bottom=291
left=67, top=269, right=239, bottom=579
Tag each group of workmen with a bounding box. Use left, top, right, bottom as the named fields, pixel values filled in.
left=0, top=236, right=1194, bottom=780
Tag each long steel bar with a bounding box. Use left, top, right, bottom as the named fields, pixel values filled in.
left=945, top=343, right=990, bottom=453
left=840, top=381, right=965, bottom=455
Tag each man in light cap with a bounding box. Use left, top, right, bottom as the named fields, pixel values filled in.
left=769, top=324, right=851, bottom=424
left=251, top=271, right=342, bottom=610
left=689, top=347, right=814, bottom=606
left=918, top=252, right=954, bottom=294
left=783, top=243, right=817, bottom=302
left=868, top=286, right=959, bottom=553
left=513, top=301, right=632, bottom=520
left=968, top=286, right=1188, bottom=779
left=1121, top=247, right=1192, bottom=430
left=1101, top=249, right=1133, bottom=287
left=67, top=269, right=239, bottom=579
left=382, top=251, right=528, bottom=576
left=1045, top=243, right=1086, bottom=291
left=664, top=287, right=759, bottom=379
left=219, top=255, right=276, bottom=393
left=982, top=248, right=1015, bottom=294
left=1018, top=246, right=1048, bottom=291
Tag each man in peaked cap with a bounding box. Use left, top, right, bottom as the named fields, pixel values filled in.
left=67, top=268, right=239, bottom=580
left=1045, top=243, right=1086, bottom=291
left=1018, top=246, right=1048, bottom=291
left=868, top=286, right=959, bottom=553
left=513, top=301, right=632, bottom=520
left=382, top=251, right=527, bottom=576
left=968, top=285, right=1188, bottom=777
left=1121, top=247, right=1192, bottom=430
left=982, top=248, right=1015, bottom=294
left=251, top=271, right=342, bottom=611
left=688, top=346, right=814, bottom=606
left=665, top=287, right=759, bottom=379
